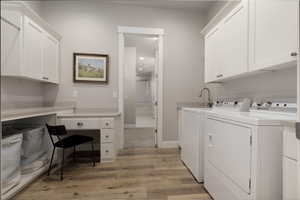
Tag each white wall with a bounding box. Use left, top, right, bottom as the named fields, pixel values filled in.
left=124, top=47, right=136, bottom=125
left=40, top=1, right=207, bottom=141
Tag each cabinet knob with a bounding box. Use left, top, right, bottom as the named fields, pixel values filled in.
left=216, top=74, right=223, bottom=78
left=77, top=122, right=83, bottom=126
left=291, top=52, right=298, bottom=57
left=105, top=122, right=109, bottom=126
left=43, top=77, right=49, bottom=80
left=105, top=135, right=109, bottom=138
left=105, top=150, right=109, bottom=153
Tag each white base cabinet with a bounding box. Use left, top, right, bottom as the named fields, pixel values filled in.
left=58, top=117, right=116, bottom=163
left=205, top=114, right=283, bottom=200
left=181, top=108, right=207, bottom=182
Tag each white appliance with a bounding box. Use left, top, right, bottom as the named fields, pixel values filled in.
left=180, top=107, right=210, bottom=182
left=283, top=123, right=299, bottom=200
left=204, top=108, right=296, bottom=200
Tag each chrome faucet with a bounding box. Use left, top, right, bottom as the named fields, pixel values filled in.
left=199, top=87, right=213, bottom=108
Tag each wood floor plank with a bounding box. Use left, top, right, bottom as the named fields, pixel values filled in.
left=13, top=148, right=209, bottom=200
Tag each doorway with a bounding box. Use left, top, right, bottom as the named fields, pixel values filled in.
left=118, top=26, right=164, bottom=148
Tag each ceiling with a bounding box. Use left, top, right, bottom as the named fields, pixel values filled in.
left=99, top=0, right=229, bottom=12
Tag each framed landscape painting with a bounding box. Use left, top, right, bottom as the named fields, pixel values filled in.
left=73, top=53, right=109, bottom=83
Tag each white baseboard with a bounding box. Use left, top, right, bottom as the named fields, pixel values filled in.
left=160, top=140, right=179, bottom=148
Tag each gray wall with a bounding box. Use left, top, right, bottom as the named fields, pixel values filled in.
left=209, top=67, right=297, bottom=102
left=1, top=78, right=44, bottom=110
left=40, top=1, right=207, bottom=141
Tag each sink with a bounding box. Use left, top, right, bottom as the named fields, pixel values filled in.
left=177, top=102, right=211, bottom=110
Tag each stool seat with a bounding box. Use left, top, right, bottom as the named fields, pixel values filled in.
left=55, top=135, right=94, bottom=148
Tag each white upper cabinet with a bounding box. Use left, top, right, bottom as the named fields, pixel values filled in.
left=221, top=2, right=248, bottom=78
left=205, top=27, right=222, bottom=82
left=204, top=1, right=248, bottom=82
left=43, top=33, right=59, bottom=84
left=23, top=16, right=44, bottom=80
left=203, top=0, right=298, bottom=83
left=1, top=10, right=22, bottom=77
left=249, top=0, right=298, bottom=71
left=1, top=1, right=61, bottom=84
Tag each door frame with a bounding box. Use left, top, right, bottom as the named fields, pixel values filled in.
left=118, top=26, right=164, bottom=148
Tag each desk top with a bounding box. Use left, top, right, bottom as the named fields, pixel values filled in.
left=1, top=106, right=74, bottom=122
left=1, top=107, right=121, bottom=122
left=57, top=108, right=121, bottom=118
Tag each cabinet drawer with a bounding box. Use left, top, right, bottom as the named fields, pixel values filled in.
left=283, top=126, right=297, bottom=160
left=101, top=118, right=114, bottom=128
left=101, top=129, right=114, bottom=143
left=101, top=143, right=114, bottom=159
left=59, top=118, right=101, bottom=130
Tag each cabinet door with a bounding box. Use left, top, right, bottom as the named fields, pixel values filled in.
left=206, top=118, right=252, bottom=193
left=205, top=27, right=223, bottom=82
left=1, top=10, right=21, bottom=76
left=181, top=110, right=200, bottom=178
left=249, top=0, right=298, bottom=71
left=43, top=33, right=59, bottom=83
left=221, top=2, right=248, bottom=77
left=23, top=16, right=43, bottom=80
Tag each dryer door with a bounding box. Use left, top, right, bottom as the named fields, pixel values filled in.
left=207, top=118, right=252, bottom=194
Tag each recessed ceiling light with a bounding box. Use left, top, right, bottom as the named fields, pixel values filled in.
left=139, top=57, right=145, bottom=60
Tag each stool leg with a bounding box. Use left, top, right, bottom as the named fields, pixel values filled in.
left=48, top=147, right=55, bottom=176
left=61, top=148, right=65, bottom=181
left=73, top=146, right=76, bottom=163
left=91, top=141, right=95, bottom=167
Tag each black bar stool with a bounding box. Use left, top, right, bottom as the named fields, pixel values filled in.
left=46, top=124, right=96, bottom=180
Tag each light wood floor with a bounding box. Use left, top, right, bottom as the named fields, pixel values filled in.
left=14, top=148, right=211, bottom=200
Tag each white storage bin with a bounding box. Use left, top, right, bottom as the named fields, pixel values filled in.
left=1, top=134, right=23, bottom=195
left=16, top=126, right=48, bottom=174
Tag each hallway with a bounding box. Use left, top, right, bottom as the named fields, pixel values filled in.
left=14, top=148, right=211, bottom=200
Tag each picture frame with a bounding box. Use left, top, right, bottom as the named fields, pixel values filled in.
left=73, top=53, right=109, bottom=83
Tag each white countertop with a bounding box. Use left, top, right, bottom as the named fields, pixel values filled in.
left=1, top=106, right=74, bottom=122
left=182, top=107, right=212, bottom=113
left=180, top=106, right=297, bottom=126
left=177, top=102, right=209, bottom=110
left=1, top=107, right=121, bottom=122
left=57, top=108, right=121, bottom=118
